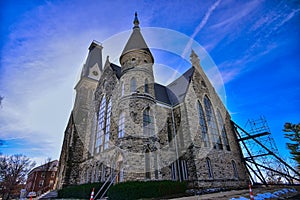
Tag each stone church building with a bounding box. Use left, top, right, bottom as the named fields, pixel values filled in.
left=56, top=13, right=249, bottom=190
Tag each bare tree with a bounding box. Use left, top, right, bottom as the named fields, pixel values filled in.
left=0, top=154, right=36, bottom=200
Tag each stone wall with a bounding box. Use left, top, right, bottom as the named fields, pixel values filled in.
left=182, top=66, right=249, bottom=189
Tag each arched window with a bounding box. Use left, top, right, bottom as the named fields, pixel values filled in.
left=180, top=160, right=188, bottom=180
left=232, top=160, right=238, bottom=178
left=143, top=108, right=154, bottom=136
left=95, top=96, right=106, bottom=153
left=216, top=109, right=230, bottom=151
left=130, top=77, right=136, bottom=92
left=171, top=162, right=176, bottom=180
left=118, top=112, right=125, bottom=138
left=95, top=165, right=100, bottom=182
left=100, top=164, right=106, bottom=182
left=206, top=157, right=213, bottom=178
left=104, top=99, right=111, bottom=150
left=121, top=82, right=124, bottom=96
left=204, top=96, right=222, bottom=150
left=197, top=101, right=209, bottom=147
left=144, top=79, right=149, bottom=93
left=145, top=149, right=151, bottom=179
left=95, top=95, right=112, bottom=153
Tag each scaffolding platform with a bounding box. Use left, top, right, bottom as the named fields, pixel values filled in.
left=232, top=116, right=300, bottom=185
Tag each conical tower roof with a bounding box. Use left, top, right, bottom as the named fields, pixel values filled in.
left=120, top=13, right=154, bottom=62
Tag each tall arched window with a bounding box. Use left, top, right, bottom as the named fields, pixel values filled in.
left=143, top=108, right=154, bottom=136
left=204, top=96, right=222, bottom=150
left=144, top=79, right=149, bottom=93
left=145, top=149, right=151, bottom=179
left=216, top=109, right=230, bottom=151
left=95, top=96, right=106, bottom=153
left=232, top=160, right=238, bottom=178
left=197, top=101, right=209, bottom=147
left=206, top=157, right=213, bottom=178
left=118, top=112, right=125, bottom=138
left=180, top=159, right=188, bottom=180
left=104, top=99, right=111, bottom=150
left=130, top=77, right=136, bottom=92
left=95, top=95, right=112, bottom=153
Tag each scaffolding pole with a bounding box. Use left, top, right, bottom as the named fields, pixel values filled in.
left=232, top=116, right=300, bottom=185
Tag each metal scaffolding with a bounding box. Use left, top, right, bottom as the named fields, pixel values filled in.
left=232, top=116, right=300, bottom=185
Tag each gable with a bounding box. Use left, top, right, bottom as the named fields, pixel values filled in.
left=166, top=67, right=195, bottom=106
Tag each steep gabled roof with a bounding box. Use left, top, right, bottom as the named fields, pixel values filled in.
left=154, top=83, right=171, bottom=105
left=107, top=63, right=195, bottom=107
left=166, top=67, right=195, bottom=106
left=81, top=40, right=103, bottom=78
left=110, top=63, right=121, bottom=79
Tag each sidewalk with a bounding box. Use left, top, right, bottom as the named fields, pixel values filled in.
left=169, top=186, right=299, bottom=200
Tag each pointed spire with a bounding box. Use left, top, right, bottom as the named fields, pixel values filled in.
left=120, top=13, right=154, bottom=63
left=104, top=55, right=110, bottom=68
left=190, top=49, right=201, bottom=68
left=133, top=12, right=139, bottom=28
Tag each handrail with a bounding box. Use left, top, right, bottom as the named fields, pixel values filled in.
left=99, top=173, right=117, bottom=199
left=93, top=173, right=113, bottom=200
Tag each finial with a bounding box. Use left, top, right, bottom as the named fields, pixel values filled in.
left=133, top=12, right=140, bottom=28
left=190, top=49, right=200, bottom=68
left=190, top=49, right=198, bottom=58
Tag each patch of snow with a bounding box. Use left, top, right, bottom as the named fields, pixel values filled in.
left=254, top=192, right=278, bottom=200
left=230, top=197, right=249, bottom=200
left=230, top=188, right=297, bottom=200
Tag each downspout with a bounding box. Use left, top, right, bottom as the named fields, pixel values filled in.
left=171, top=107, right=182, bottom=182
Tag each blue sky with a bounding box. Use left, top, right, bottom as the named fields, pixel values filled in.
left=0, top=0, right=299, bottom=165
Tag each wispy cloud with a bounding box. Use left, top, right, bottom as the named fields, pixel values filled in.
left=182, top=0, right=222, bottom=58
left=0, top=1, right=112, bottom=161
left=217, top=43, right=278, bottom=83
left=203, top=1, right=299, bottom=83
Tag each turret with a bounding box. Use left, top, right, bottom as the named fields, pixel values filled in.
left=119, top=12, right=155, bottom=98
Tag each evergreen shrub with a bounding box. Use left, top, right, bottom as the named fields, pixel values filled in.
left=107, top=180, right=187, bottom=200
left=57, top=182, right=105, bottom=199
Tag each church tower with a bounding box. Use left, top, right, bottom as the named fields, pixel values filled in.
left=73, top=41, right=103, bottom=159
left=119, top=12, right=155, bottom=98
left=117, top=13, right=160, bottom=180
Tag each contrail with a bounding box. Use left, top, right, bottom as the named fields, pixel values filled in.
left=182, top=0, right=222, bottom=58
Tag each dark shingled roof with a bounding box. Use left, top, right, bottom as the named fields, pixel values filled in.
left=120, top=14, right=153, bottom=62
left=166, top=67, right=195, bottom=106
left=110, top=63, right=121, bottom=79
left=81, top=41, right=102, bottom=78
left=154, top=83, right=171, bottom=105
left=109, top=64, right=195, bottom=107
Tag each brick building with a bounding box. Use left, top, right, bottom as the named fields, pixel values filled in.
left=56, top=13, right=249, bottom=190
left=26, top=160, right=58, bottom=195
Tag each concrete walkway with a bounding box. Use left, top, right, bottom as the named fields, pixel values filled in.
left=169, top=189, right=250, bottom=200
left=38, top=191, right=58, bottom=199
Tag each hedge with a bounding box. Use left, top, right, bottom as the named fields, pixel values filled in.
left=57, top=182, right=106, bottom=199
left=107, top=180, right=187, bottom=200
